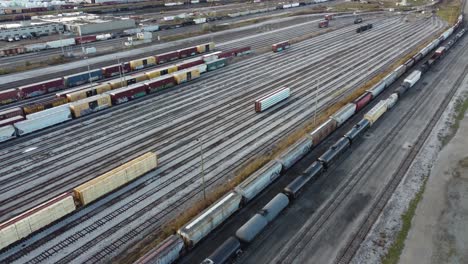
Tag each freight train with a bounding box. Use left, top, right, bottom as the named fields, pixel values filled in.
left=133, top=15, right=465, bottom=264
left=0, top=152, right=158, bottom=251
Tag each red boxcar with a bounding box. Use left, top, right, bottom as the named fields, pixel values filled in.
left=155, top=51, right=180, bottom=64
left=353, top=92, right=372, bottom=112
left=0, top=107, right=24, bottom=121
left=17, top=78, right=64, bottom=98
left=272, top=41, right=290, bottom=52
left=145, top=75, right=176, bottom=93
left=109, top=84, right=147, bottom=105
left=0, top=89, right=19, bottom=105
left=319, top=20, right=329, bottom=28
left=0, top=115, right=24, bottom=127
left=177, top=47, right=198, bottom=58
left=102, top=62, right=131, bottom=78
left=75, top=35, right=97, bottom=44
left=325, top=14, right=333, bottom=20
left=175, top=57, right=204, bottom=70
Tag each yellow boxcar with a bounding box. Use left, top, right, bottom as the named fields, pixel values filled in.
left=108, top=73, right=149, bottom=89
left=129, top=56, right=157, bottom=71
left=145, top=64, right=178, bottom=79
left=69, top=94, right=112, bottom=118
left=196, top=42, right=215, bottom=54
left=173, top=68, right=201, bottom=84
left=73, top=152, right=158, bottom=205
left=22, top=97, right=68, bottom=115
left=0, top=193, right=76, bottom=250
left=66, top=83, right=112, bottom=102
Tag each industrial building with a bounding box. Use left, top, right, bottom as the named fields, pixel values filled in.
left=0, top=21, right=64, bottom=40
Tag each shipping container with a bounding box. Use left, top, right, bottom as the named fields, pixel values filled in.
left=386, top=93, right=398, bottom=109
left=235, top=160, right=283, bottom=203
left=155, top=51, right=180, bottom=64
left=134, top=235, right=184, bottom=264
left=102, top=62, right=131, bottom=78
left=145, top=65, right=178, bottom=79
left=109, top=83, right=147, bottom=105
left=317, top=137, right=350, bottom=169
left=272, top=41, right=290, bottom=52
left=284, top=161, right=323, bottom=199
left=69, top=94, right=112, bottom=118
left=276, top=137, right=312, bottom=170
left=330, top=103, right=356, bottom=126
left=402, top=70, right=421, bottom=88
left=196, top=42, right=215, bottom=53
left=73, top=152, right=158, bottom=205
left=129, top=56, right=157, bottom=71
left=178, top=192, right=242, bottom=247
left=173, top=68, right=201, bottom=84
left=309, top=118, right=337, bottom=145
left=364, top=100, right=387, bottom=125
left=0, top=108, right=23, bottom=121
left=175, top=57, right=204, bottom=70
left=0, top=89, right=19, bottom=105
left=254, top=87, right=290, bottom=112
left=343, top=118, right=370, bottom=143
left=203, top=237, right=241, bottom=264
left=0, top=193, right=76, bottom=250
left=22, top=97, right=68, bottom=115
left=145, top=75, right=176, bottom=93
left=108, top=73, right=149, bottom=89
left=64, top=69, right=103, bottom=87
left=206, top=58, right=226, bottom=71
left=353, top=92, right=372, bottom=112
left=15, top=105, right=72, bottom=135
left=177, top=46, right=198, bottom=58
left=0, top=117, right=22, bottom=141
left=18, top=78, right=64, bottom=98
left=235, top=214, right=268, bottom=243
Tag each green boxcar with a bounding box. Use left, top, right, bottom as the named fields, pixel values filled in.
left=206, top=58, right=227, bottom=71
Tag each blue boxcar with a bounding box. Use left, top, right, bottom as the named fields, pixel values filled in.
left=64, top=69, right=103, bottom=87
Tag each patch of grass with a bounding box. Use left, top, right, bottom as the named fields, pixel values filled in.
left=0, top=55, right=68, bottom=75
left=381, top=177, right=428, bottom=264
left=436, top=0, right=462, bottom=24
left=441, top=95, right=468, bottom=146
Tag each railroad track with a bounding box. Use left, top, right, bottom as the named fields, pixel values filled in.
left=0, top=18, right=444, bottom=263
left=0, top=17, right=432, bottom=220
left=271, top=28, right=465, bottom=264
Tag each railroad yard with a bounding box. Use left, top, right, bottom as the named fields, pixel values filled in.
left=0, top=0, right=467, bottom=263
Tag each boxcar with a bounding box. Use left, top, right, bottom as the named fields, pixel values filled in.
left=109, top=83, right=147, bottom=105
left=145, top=65, right=178, bottom=79
left=129, top=56, right=157, bottom=71
left=102, top=62, right=131, bottom=78
left=155, top=51, right=179, bottom=64
left=134, top=235, right=184, bottom=264
left=254, top=87, right=290, bottom=112
left=173, top=68, right=201, bottom=84
left=17, top=78, right=64, bottom=98
left=0, top=107, right=23, bottom=121
left=309, top=118, right=337, bottom=145
left=177, top=46, right=198, bottom=58
left=22, top=97, right=68, bottom=115
left=0, top=121, right=19, bottom=143
left=69, top=94, right=112, bottom=118
left=206, top=58, right=227, bottom=71
left=319, top=20, right=329, bottom=28
left=15, top=105, right=72, bottom=136
left=0, top=193, right=76, bottom=250
left=196, top=42, right=215, bottom=53
left=75, top=35, right=97, bottom=44
left=145, top=75, right=176, bottom=93
left=108, top=73, right=149, bottom=89
left=66, top=83, right=112, bottom=102
left=176, top=57, right=204, bottom=71
left=272, top=41, right=290, bottom=52
left=178, top=192, right=242, bottom=247
left=0, top=89, right=19, bottom=105
left=353, top=92, right=372, bottom=112
left=64, top=69, right=103, bottom=87
left=324, top=14, right=333, bottom=20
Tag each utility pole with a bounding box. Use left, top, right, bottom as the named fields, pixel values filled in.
left=198, top=138, right=207, bottom=202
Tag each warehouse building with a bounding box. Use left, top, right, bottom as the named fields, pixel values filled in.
left=66, top=18, right=135, bottom=35
left=0, top=21, right=64, bottom=40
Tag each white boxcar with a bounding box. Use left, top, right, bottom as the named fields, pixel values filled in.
left=291, top=2, right=300, bottom=7
left=0, top=124, right=16, bottom=142
left=364, top=100, right=388, bottom=125
left=234, top=160, right=283, bottom=202
left=202, top=51, right=222, bottom=62
left=403, top=70, right=421, bottom=88
left=0, top=193, right=76, bottom=250
left=330, top=103, right=356, bottom=126
left=367, top=80, right=386, bottom=97
left=133, top=235, right=184, bottom=264
left=46, top=38, right=75, bottom=49
left=386, top=93, right=398, bottom=109
left=254, top=87, right=290, bottom=112
left=14, top=105, right=72, bottom=136
left=178, top=192, right=242, bottom=247
left=276, top=137, right=313, bottom=170
left=393, top=65, right=406, bottom=78
left=24, top=43, right=47, bottom=52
